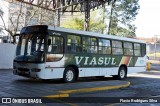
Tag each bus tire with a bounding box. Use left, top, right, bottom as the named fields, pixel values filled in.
left=113, top=67, right=127, bottom=80
left=63, top=67, right=76, bottom=83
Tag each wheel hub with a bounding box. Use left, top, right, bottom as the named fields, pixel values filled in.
left=66, top=70, right=74, bottom=81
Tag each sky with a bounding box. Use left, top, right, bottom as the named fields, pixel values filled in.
left=135, top=0, right=160, bottom=38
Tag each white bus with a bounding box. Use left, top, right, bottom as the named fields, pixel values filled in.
left=13, top=25, right=146, bottom=83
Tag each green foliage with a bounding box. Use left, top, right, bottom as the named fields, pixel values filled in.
left=61, top=11, right=106, bottom=33
left=108, top=0, right=139, bottom=37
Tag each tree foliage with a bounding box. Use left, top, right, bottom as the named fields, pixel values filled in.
left=108, top=0, right=140, bottom=37
left=61, top=11, right=106, bottom=34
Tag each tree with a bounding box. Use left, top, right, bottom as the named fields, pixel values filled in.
left=0, top=8, right=3, bottom=33
left=61, top=11, right=106, bottom=34
left=0, top=1, right=55, bottom=44
left=108, top=0, right=140, bottom=37
left=0, top=1, right=26, bottom=43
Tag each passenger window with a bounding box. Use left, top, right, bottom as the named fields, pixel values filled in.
left=82, top=37, right=97, bottom=53
left=47, top=36, right=63, bottom=62
left=99, top=39, right=111, bottom=54
left=134, top=43, right=141, bottom=56
left=67, top=35, right=82, bottom=52
left=124, top=42, right=133, bottom=55
left=112, top=40, right=123, bottom=55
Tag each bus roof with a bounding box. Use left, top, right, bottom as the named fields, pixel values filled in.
left=20, top=25, right=145, bottom=44
left=48, top=26, right=146, bottom=44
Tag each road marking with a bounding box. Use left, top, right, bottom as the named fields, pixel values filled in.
left=59, top=81, right=130, bottom=94
left=44, top=81, right=130, bottom=106
left=44, top=95, right=78, bottom=106
left=45, top=81, right=130, bottom=97
left=44, top=93, right=69, bottom=98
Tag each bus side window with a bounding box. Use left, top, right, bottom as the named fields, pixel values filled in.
left=47, top=36, right=64, bottom=62
left=99, top=39, right=111, bottom=54
left=82, top=37, right=97, bottom=53
left=124, top=42, right=133, bottom=55
left=134, top=43, right=141, bottom=56
left=67, top=35, right=82, bottom=53
left=112, top=40, right=123, bottom=55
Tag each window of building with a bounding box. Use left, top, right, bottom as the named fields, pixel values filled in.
left=124, top=42, right=133, bottom=55
left=99, top=39, right=111, bottom=54
left=112, top=40, right=123, bottom=55
left=67, top=35, right=81, bottom=53
left=134, top=43, right=141, bottom=56
left=82, top=37, right=97, bottom=53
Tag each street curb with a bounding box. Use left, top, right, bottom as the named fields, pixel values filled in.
left=45, top=81, right=130, bottom=98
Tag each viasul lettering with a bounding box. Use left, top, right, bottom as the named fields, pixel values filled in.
left=75, top=56, right=116, bottom=66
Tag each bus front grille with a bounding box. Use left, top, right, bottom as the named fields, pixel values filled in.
left=18, top=68, right=29, bottom=72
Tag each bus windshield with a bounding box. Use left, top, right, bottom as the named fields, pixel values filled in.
left=15, top=34, right=46, bottom=63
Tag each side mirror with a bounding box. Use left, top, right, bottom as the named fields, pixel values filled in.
left=48, top=39, right=51, bottom=45
left=14, top=34, right=20, bottom=36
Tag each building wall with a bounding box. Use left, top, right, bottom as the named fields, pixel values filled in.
left=147, top=43, right=160, bottom=54
left=0, top=43, right=16, bottom=69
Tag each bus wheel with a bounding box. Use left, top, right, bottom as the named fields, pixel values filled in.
left=63, top=67, right=76, bottom=83
left=113, top=67, right=127, bottom=80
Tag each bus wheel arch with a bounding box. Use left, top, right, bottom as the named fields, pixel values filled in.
left=113, top=65, right=127, bottom=80
left=63, top=65, right=79, bottom=83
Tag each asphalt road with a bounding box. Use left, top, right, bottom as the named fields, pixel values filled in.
left=1, top=67, right=160, bottom=106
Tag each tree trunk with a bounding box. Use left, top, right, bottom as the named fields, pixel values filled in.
left=108, top=3, right=114, bottom=35
left=12, top=36, right=16, bottom=44
left=108, top=0, right=116, bottom=35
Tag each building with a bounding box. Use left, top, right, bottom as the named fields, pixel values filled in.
left=0, top=0, right=55, bottom=43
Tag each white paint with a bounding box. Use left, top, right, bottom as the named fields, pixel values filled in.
left=0, top=43, right=16, bottom=69
left=75, top=56, right=84, bottom=65
left=41, top=68, right=64, bottom=79
left=78, top=67, right=119, bottom=77
left=127, top=67, right=146, bottom=74
left=89, top=57, right=97, bottom=65
left=78, top=68, right=100, bottom=77
left=99, top=68, right=113, bottom=77
left=135, top=56, right=147, bottom=67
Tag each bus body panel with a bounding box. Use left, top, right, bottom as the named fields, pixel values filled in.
left=13, top=62, right=46, bottom=79
left=127, top=67, right=146, bottom=74
left=43, top=68, right=64, bottom=79
left=14, top=62, right=65, bottom=79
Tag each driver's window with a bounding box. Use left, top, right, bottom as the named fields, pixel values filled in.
left=47, top=36, right=64, bottom=62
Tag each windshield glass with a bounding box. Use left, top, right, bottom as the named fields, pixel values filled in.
left=15, top=34, right=46, bottom=63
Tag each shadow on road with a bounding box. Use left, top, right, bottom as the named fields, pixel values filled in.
left=13, top=77, right=114, bottom=85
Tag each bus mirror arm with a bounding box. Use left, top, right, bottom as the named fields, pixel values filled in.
left=14, top=34, right=20, bottom=37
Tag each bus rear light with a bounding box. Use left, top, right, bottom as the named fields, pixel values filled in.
left=31, top=68, right=41, bottom=72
